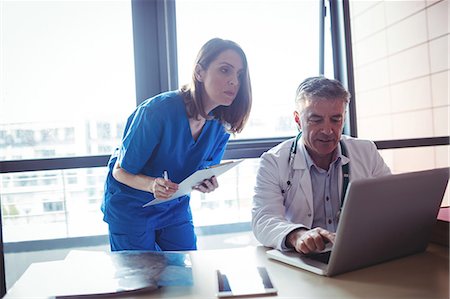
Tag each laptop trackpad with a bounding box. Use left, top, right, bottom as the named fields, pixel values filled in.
left=306, top=250, right=331, bottom=264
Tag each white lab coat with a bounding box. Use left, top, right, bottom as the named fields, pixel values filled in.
left=251, top=135, right=391, bottom=251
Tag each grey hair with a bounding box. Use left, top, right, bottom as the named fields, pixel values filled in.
left=295, top=76, right=351, bottom=108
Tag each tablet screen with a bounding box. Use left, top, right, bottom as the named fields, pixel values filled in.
left=216, top=266, right=277, bottom=298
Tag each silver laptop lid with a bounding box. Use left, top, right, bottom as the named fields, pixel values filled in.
left=327, top=167, right=449, bottom=276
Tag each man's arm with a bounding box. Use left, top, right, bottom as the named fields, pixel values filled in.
left=251, top=151, right=307, bottom=250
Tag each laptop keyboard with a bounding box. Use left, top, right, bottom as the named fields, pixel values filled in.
left=307, top=251, right=331, bottom=264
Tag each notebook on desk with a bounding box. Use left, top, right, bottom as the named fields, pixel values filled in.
left=267, top=167, right=449, bottom=277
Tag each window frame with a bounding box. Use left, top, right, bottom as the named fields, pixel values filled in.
left=0, top=0, right=448, bottom=242
left=1, top=0, right=448, bottom=246
left=0, top=0, right=449, bottom=295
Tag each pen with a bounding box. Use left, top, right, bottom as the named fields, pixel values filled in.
left=163, top=170, right=169, bottom=190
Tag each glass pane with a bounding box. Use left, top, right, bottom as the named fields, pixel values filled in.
left=0, top=1, right=135, bottom=160
left=1, top=159, right=261, bottom=243
left=379, top=144, right=449, bottom=207
left=176, top=0, right=321, bottom=139
left=1, top=167, right=109, bottom=242
left=349, top=1, right=449, bottom=140
left=190, top=158, right=259, bottom=226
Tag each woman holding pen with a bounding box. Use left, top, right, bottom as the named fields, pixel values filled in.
left=101, top=38, right=252, bottom=251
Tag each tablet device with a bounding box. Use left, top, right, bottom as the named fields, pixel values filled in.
left=216, top=266, right=277, bottom=298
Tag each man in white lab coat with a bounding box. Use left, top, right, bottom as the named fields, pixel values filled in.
left=252, top=76, right=391, bottom=254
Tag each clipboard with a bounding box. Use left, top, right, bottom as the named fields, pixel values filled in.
left=143, top=159, right=244, bottom=207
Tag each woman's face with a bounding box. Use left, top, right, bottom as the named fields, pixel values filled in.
left=196, top=49, right=244, bottom=113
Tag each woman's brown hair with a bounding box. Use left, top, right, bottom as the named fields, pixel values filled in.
left=180, top=38, right=252, bottom=134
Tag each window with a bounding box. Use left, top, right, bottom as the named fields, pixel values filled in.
left=1, top=168, right=109, bottom=242
left=348, top=0, right=449, bottom=204
left=0, top=1, right=135, bottom=242
left=2, top=0, right=447, bottom=246
left=0, top=1, right=136, bottom=160
left=176, top=0, right=323, bottom=140
left=350, top=1, right=450, bottom=139
left=43, top=201, right=64, bottom=213
left=175, top=0, right=326, bottom=226
left=349, top=1, right=449, bottom=143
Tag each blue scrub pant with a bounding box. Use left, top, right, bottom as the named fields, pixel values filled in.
left=109, top=220, right=197, bottom=251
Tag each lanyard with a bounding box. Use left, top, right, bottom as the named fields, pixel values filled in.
left=286, top=132, right=350, bottom=208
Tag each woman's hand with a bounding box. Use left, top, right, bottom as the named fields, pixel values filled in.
left=150, top=177, right=178, bottom=199
left=113, top=161, right=179, bottom=198
left=192, top=176, right=219, bottom=193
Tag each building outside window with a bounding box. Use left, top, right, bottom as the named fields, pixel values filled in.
left=348, top=0, right=449, bottom=205
left=0, top=0, right=328, bottom=243
left=0, top=0, right=448, bottom=243
left=0, top=1, right=135, bottom=242
left=175, top=0, right=325, bottom=227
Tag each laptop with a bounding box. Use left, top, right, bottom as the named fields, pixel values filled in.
left=266, top=167, right=449, bottom=277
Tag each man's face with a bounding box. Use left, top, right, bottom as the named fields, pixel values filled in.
left=294, top=97, right=346, bottom=161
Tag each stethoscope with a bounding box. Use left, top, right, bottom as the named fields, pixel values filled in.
left=283, top=132, right=350, bottom=216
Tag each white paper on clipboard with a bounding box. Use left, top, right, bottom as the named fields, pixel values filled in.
left=143, top=159, right=244, bottom=207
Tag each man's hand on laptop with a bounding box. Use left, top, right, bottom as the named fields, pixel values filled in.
left=286, top=227, right=335, bottom=254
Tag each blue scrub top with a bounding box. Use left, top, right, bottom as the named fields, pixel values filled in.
left=102, top=91, right=230, bottom=233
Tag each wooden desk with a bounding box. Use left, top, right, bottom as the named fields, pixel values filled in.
left=5, top=244, right=449, bottom=299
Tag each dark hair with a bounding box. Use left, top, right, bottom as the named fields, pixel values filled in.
left=180, top=38, right=252, bottom=134
left=295, top=76, right=351, bottom=106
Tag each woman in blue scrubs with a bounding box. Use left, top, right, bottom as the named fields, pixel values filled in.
left=101, top=38, right=252, bottom=251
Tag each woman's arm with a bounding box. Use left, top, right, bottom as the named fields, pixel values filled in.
left=112, top=160, right=178, bottom=199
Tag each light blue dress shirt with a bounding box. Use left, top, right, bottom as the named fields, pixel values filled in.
left=303, top=144, right=343, bottom=232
